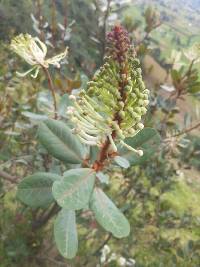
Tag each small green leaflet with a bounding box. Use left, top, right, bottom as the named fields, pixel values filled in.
left=38, top=119, right=87, bottom=164
left=17, top=172, right=61, bottom=208
left=54, top=209, right=78, bottom=259
left=52, top=168, right=95, bottom=210
left=96, top=172, right=109, bottom=184
left=114, top=156, right=130, bottom=168
left=90, top=188, right=130, bottom=238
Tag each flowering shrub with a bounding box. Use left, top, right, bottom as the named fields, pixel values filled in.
left=11, top=25, right=161, bottom=259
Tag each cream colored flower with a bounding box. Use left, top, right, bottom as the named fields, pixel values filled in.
left=10, top=34, right=68, bottom=78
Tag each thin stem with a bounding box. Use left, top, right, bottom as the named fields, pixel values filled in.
left=102, top=0, right=111, bottom=56
left=51, top=0, right=57, bottom=47
left=93, top=233, right=112, bottom=256
left=171, top=122, right=200, bottom=138
left=35, top=0, right=45, bottom=41
left=32, top=203, right=60, bottom=230
left=42, top=67, right=58, bottom=119
left=83, top=233, right=112, bottom=265
left=99, top=137, right=110, bottom=162
left=182, top=59, right=195, bottom=81
left=0, top=170, right=19, bottom=184
left=62, top=0, right=68, bottom=41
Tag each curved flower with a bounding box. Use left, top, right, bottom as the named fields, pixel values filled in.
left=10, top=34, right=68, bottom=78
left=67, top=25, right=149, bottom=156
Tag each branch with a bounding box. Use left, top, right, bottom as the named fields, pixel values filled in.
left=172, top=122, right=200, bottom=138
left=92, top=233, right=112, bottom=256
left=32, top=203, right=60, bottom=230
left=83, top=233, right=112, bottom=265
left=36, top=256, right=67, bottom=267
left=182, top=59, right=195, bottom=81
left=0, top=170, right=19, bottom=183
left=102, top=0, right=111, bottom=55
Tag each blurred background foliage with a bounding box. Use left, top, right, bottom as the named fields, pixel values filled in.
left=0, top=0, right=200, bottom=266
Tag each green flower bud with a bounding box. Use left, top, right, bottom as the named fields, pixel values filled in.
left=128, top=128, right=136, bottom=135
left=119, top=111, right=126, bottom=119
left=143, top=100, right=149, bottom=106
left=135, top=116, right=142, bottom=122
left=142, top=94, right=148, bottom=100
left=135, top=107, right=141, bottom=113
left=139, top=81, right=145, bottom=90
left=136, top=123, right=144, bottom=130
left=125, top=85, right=132, bottom=92
left=132, top=58, right=140, bottom=67
left=119, top=101, right=125, bottom=108
left=143, top=89, right=150, bottom=94
left=140, top=107, right=147, bottom=115
left=136, top=68, right=142, bottom=75
left=133, top=87, right=140, bottom=95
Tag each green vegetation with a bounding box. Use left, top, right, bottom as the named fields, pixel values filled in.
left=0, top=1, right=200, bottom=266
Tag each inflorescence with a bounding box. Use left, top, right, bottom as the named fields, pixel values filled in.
left=67, top=25, right=149, bottom=156
left=10, top=34, right=68, bottom=78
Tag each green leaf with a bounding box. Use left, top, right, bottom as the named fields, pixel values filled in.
left=96, top=172, right=109, bottom=184
left=38, top=119, right=87, bottom=164
left=22, top=111, right=48, bottom=121
left=52, top=168, right=95, bottom=210
left=114, top=156, right=130, bottom=168
left=119, top=128, right=161, bottom=165
left=89, top=146, right=99, bottom=163
left=171, top=69, right=181, bottom=82
left=90, top=188, right=130, bottom=238
left=189, top=84, right=200, bottom=94
left=58, top=94, right=73, bottom=117
left=17, top=172, right=61, bottom=208
left=54, top=209, right=78, bottom=259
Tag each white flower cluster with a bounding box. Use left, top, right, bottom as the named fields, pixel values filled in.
left=99, top=245, right=136, bottom=266
left=67, top=94, right=144, bottom=156
left=10, top=34, right=68, bottom=78
left=67, top=94, right=113, bottom=147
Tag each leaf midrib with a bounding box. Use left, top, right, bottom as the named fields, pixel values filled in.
left=94, top=188, right=124, bottom=236
left=57, top=170, right=94, bottom=203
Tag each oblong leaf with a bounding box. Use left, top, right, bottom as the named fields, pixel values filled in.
left=17, top=172, right=61, bottom=208
left=119, top=128, right=161, bottom=165
left=54, top=209, right=78, bottom=259
left=90, top=188, right=130, bottom=238
left=38, top=119, right=87, bottom=164
left=52, top=168, right=95, bottom=210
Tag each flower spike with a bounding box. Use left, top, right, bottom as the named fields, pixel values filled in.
left=67, top=25, right=149, bottom=155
